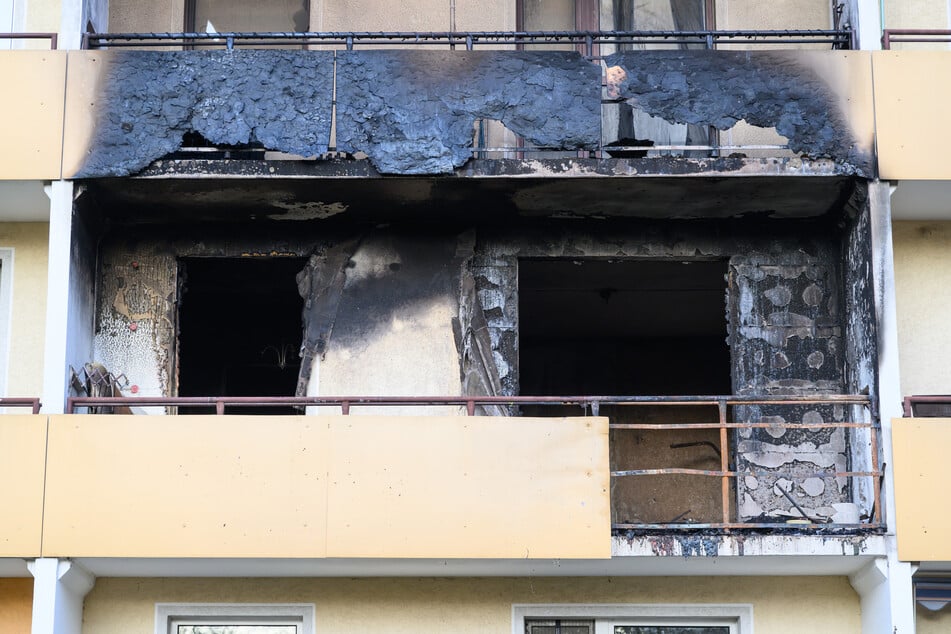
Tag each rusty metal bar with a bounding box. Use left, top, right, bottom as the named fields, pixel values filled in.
left=0, top=398, right=42, bottom=414
left=882, top=29, right=951, bottom=49
left=614, top=522, right=881, bottom=530
left=612, top=469, right=879, bottom=478
left=0, top=32, right=57, bottom=49
left=869, top=408, right=882, bottom=525
left=718, top=398, right=729, bottom=525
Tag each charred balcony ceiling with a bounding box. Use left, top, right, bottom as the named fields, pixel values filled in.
left=81, top=159, right=858, bottom=225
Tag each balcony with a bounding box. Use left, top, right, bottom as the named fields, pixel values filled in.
left=893, top=408, right=951, bottom=562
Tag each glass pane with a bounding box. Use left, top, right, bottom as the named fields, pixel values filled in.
left=178, top=625, right=297, bottom=634
left=614, top=625, right=730, bottom=634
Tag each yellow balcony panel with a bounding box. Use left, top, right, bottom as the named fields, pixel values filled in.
left=43, top=415, right=332, bottom=558
left=0, top=51, right=66, bottom=180
left=0, top=415, right=46, bottom=557
left=892, top=417, right=951, bottom=561
left=62, top=50, right=110, bottom=180
left=874, top=52, right=951, bottom=180
left=325, top=415, right=610, bottom=559
left=42, top=415, right=610, bottom=559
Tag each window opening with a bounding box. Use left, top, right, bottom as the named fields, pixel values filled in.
left=517, top=605, right=750, bottom=634
left=518, top=258, right=731, bottom=524
left=185, top=0, right=309, bottom=34
left=177, top=257, right=306, bottom=414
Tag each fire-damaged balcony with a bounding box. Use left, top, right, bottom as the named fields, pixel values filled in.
left=62, top=394, right=882, bottom=534
left=59, top=33, right=874, bottom=181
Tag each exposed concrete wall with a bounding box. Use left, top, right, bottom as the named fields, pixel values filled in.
left=0, top=578, right=32, bottom=634
left=81, top=576, right=862, bottom=634
left=109, top=0, right=185, bottom=33
left=893, top=221, right=951, bottom=396
left=0, top=222, right=48, bottom=398
left=313, top=0, right=514, bottom=31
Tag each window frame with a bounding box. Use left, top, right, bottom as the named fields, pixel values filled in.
left=514, top=604, right=752, bottom=634
left=155, top=603, right=316, bottom=634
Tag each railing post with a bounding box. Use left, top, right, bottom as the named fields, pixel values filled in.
left=466, top=400, right=475, bottom=416
left=719, top=398, right=730, bottom=525
left=341, top=400, right=350, bottom=415
left=215, top=399, right=225, bottom=415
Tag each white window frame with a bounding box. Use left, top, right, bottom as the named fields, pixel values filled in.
left=155, top=603, right=315, bottom=634
left=0, top=247, right=14, bottom=397
left=514, top=604, right=753, bottom=634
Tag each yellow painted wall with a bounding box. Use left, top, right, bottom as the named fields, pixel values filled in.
left=884, top=0, right=949, bottom=49
left=917, top=603, right=951, bottom=633
left=892, top=222, right=951, bottom=396
left=0, top=52, right=65, bottom=180
left=0, top=579, right=32, bottom=634
left=82, top=576, right=861, bottom=634
left=892, top=418, right=951, bottom=560
left=42, top=415, right=609, bottom=559
left=0, top=416, right=46, bottom=557
left=0, top=223, right=48, bottom=398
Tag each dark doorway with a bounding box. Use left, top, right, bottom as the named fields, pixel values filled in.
left=518, top=258, right=732, bottom=525
left=177, top=257, right=306, bottom=414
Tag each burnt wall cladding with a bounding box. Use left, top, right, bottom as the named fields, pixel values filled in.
left=729, top=252, right=853, bottom=520
left=605, top=50, right=869, bottom=173
left=334, top=50, right=602, bottom=174
left=78, top=50, right=335, bottom=178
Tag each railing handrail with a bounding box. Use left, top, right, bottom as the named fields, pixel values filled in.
left=0, top=397, right=42, bottom=413
left=882, top=28, right=951, bottom=49
left=66, top=393, right=872, bottom=414
left=0, top=32, right=58, bottom=49
left=84, top=28, right=852, bottom=51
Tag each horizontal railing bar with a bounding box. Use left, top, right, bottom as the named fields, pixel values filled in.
left=0, top=398, right=42, bottom=414
left=613, top=522, right=883, bottom=530
left=85, top=29, right=851, bottom=50
left=66, top=393, right=872, bottom=413
left=612, top=469, right=880, bottom=477
left=0, top=32, right=58, bottom=48
left=610, top=422, right=875, bottom=429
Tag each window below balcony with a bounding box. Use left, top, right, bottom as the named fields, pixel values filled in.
left=156, top=604, right=315, bottom=634
left=516, top=605, right=751, bottom=634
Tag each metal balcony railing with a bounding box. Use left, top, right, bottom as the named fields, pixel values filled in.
left=0, top=32, right=58, bottom=48
left=882, top=29, right=951, bottom=49
left=0, top=397, right=42, bottom=413
left=67, top=393, right=881, bottom=532
left=84, top=29, right=853, bottom=52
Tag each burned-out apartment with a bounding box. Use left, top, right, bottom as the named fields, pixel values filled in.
left=4, top=0, right=951, bottom=633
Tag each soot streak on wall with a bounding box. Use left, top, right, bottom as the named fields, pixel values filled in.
left=77, top=51, right=335, bottom=178
left=334, top=51, right=601, bottom=174
left=605, top=51, right=871, bottom=175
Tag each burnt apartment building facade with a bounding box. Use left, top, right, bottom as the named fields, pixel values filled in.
left=3, top=0, right=951, bottom=632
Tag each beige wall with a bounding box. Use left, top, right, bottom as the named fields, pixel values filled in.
left=82, top=576, right=861, bottom=634
left=917, top=603, right=951, bottom=633
left=893, top=222, right=951, bottom=396
left=0, top=223, right=48, bottom=398
left=884, top=0, right=949, bottom=49
left=0, top=579, right=32, bottom=634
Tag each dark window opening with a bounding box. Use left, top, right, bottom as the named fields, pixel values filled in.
left=177, top=257, right=306, bottom=415
left=518, top=258, right=732, bottom=525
